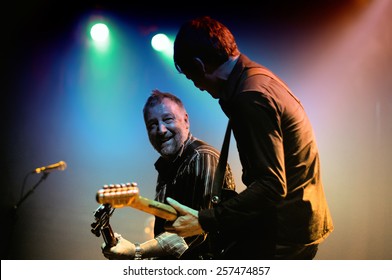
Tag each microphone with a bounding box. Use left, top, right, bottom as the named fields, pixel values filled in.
left=34, top=161, right=67, bottom=174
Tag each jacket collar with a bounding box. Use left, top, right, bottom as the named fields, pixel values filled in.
left=219, top=54, right=249, bottom=115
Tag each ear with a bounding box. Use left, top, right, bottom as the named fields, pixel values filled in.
left=193, top=57, right=206, bottom=75
left=184, top=113, right=190, bottom=128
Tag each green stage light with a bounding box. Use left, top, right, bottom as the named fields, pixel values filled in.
left=90, top=23, right=109, bottom=43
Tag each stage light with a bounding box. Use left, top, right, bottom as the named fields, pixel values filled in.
left=90, top=23, right=109, bottom=43
left=151, top=33, right=173, bottom=56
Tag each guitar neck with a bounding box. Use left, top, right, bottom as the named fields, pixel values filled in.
left=130, top=195, right=178, bottom=221
left=96, top=183, right=177, bottom=221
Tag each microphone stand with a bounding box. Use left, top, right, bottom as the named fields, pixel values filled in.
left=4, top=172, right=50, bottom=259
left=13, top=172, right=50, bottom=210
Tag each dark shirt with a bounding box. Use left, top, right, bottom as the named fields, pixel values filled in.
left=154, top=134, right=236, bottom=259
left=199, top=54, right=334, bottom=259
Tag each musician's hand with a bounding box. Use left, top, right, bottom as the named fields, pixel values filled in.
left=101, top=233, right=135, bottom=260
left=165, top=197, right=204, bottom=237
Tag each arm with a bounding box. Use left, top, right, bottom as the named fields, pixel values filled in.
left=101, top=232, right=188, bottom=259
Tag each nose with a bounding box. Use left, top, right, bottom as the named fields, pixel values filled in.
left=157, top=123, right=167, bottom=134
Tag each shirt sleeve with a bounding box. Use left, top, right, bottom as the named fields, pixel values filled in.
left=155, top=232, right=189, bottom=258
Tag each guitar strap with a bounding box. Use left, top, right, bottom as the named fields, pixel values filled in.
left=211, top=120, right=232, bottom=204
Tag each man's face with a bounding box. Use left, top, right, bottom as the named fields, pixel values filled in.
left=181, top=68, right=222, bottom=99
left=144, top=98, right=189, bottom=159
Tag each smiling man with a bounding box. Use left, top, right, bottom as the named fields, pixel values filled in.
left=101, top=89, right=236, bottom=260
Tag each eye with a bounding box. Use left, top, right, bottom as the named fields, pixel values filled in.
left=163, top=117, right=174, bottom=123
left=147, top=122, right=157, bottom=131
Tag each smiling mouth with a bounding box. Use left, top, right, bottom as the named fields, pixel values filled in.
left=159, top=137, right=172, bottom=145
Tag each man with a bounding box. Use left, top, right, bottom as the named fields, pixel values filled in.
left=101, top=89, right=236, bottom=260
left=165, top=16, right=334, bottom=259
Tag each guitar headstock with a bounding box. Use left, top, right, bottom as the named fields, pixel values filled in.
left=96, top=182, right=140, bottom=208
left=91, top=204, right=117, bottom=247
